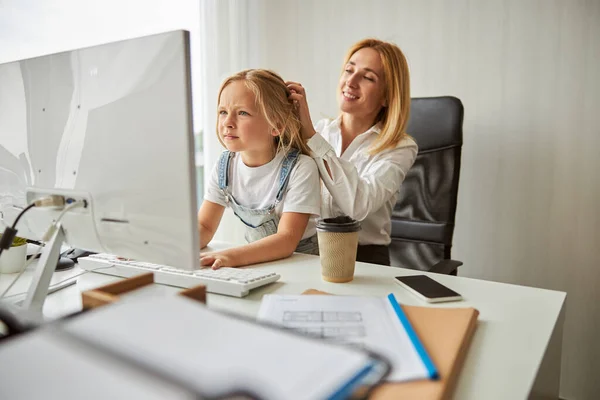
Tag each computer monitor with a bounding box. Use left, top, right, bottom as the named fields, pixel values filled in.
left=0, top=30, right=200, bottom=316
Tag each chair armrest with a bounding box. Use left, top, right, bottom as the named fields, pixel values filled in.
left=429, top=259, right=463, bottom=275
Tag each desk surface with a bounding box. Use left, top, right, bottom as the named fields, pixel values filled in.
left=0, top=246, right=566, bottom=400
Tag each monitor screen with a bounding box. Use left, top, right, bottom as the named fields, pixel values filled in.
left=0, top=30, right=200, bottom=271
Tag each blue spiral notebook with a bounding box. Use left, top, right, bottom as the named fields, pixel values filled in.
left=258, top=292, right=439, bottom=382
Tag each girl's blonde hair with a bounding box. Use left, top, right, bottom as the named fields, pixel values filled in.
left=342, top=38, right=411, bottom=154
left=216, top=69, right=310, bottom=155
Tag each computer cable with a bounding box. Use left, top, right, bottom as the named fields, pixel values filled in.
left=0, top=204, right=35, bottom=258
left=0, top=195, right=66, bottom=257
left=0, top=200, right=84, bottom=299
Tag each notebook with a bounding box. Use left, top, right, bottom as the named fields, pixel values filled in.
left=258, top=293, right=438, bottom=382
left=302, top=289, right=480, bottom=400
left=61, top=296, right=391, bottom=400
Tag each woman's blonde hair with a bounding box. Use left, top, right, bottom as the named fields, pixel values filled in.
left=216, top=69, right=310, bottom=155
left=342, top=38, right=411, bottom=154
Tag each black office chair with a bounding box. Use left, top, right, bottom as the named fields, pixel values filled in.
left=389, top=96, right=464, bottom=275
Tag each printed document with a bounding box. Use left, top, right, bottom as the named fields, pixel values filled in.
left=258, top=294, right=432, bottom=382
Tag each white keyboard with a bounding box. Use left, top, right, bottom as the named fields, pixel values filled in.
left=77, top=254, right=280, bottom=297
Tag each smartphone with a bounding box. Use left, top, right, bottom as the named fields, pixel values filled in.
left=394, top=275, right=463, bottom=303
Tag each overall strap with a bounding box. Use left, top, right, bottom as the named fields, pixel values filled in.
left=217, top=151, right=234, bottom=190
left=275, top=149, right=301, bottom=202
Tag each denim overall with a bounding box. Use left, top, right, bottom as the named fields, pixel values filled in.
left=217, top=150, right=319, bottom=255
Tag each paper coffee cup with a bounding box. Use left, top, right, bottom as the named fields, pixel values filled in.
left=316, top=216, right=361, bottom=283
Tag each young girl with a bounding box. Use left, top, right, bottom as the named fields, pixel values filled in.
left=198, top=69, right=320, bottom=269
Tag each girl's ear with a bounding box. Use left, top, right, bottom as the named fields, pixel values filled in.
left=271, top=123, right=283, bottom=137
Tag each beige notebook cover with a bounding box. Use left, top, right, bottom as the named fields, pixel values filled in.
left=302, top=289, right=479, bottom=400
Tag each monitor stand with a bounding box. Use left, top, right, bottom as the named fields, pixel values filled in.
left=19, top=222, right=66, bottom=323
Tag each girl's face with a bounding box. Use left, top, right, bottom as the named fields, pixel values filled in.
left=218, top=81, right=277, bottom=166
left=338, top=47, right=387, bottom=121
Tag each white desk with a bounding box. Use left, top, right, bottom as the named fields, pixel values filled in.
left=1, top=250, right=566, bottom=400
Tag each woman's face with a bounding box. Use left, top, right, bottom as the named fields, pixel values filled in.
left=338, top=47, right=387, bottom=120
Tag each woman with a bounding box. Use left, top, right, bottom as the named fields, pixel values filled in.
left=287, top=38, right=418, bottom=266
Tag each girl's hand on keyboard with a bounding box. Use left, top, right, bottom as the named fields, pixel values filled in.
left=200, top=252, right=233, bottom=270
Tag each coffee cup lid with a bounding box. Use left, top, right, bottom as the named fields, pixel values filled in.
left=316, top=216, right=361, bottom=233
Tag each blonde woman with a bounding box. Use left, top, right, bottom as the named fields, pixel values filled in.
left=199, top=69, right=320, bottom=269
left=288, top=39, right=418, bottom=265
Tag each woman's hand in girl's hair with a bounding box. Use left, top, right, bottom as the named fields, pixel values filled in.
left=200, top=252, right=233, bottom=270
left=286, top=81, right=316, bottom=140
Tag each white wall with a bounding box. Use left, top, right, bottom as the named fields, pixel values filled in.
left=255, top=1, right=599, bottom=399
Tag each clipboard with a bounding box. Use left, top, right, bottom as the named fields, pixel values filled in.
left=303, top=289, right=479, bottom=400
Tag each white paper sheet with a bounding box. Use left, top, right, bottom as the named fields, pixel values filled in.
left=258, top=294, right=431, bottom=382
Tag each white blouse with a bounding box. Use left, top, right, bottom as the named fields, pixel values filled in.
left=308, top=118, right=418, bottom=245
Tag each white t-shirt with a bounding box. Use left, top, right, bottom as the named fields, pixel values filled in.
left=308, top=118, right=418, bottom=245
left=204, top=151, right=320, bottom=240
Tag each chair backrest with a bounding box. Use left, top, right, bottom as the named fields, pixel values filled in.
left=389, top=96, right=464, bottom=271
